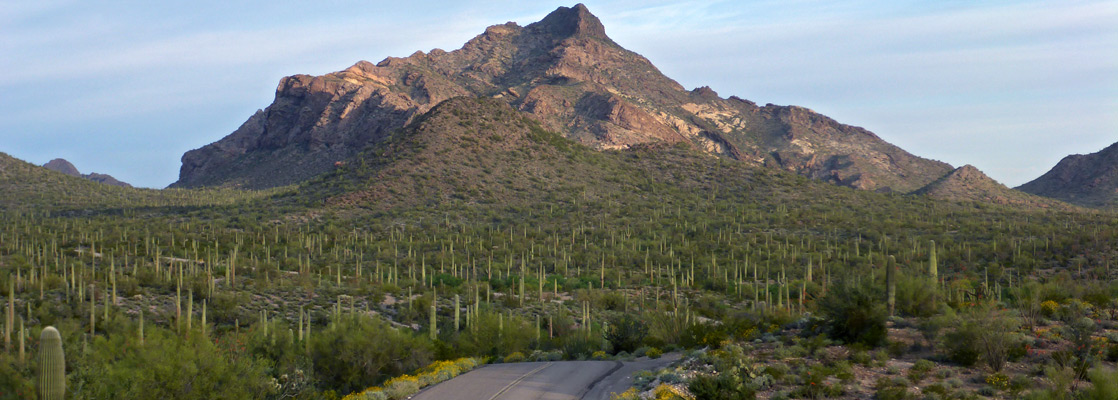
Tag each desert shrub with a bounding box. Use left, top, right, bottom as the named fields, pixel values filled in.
left=941, top=305, right=1019, bottom=371
left=1083, top=366, right=1118, bottom=400
left=908, top=359, right=935, bottom=383
left=503, top=351, right=525, bottom=363
left=985, top=372, right=1010, bottom=391
left=381, top=375, right=420, bottom=399
left=1052, top=317, right=1102, bottom=382
left=647, top=347, right=663, bottom=359
left=895, top=276, right=938, bottom=318
left=688, top=373, right=756, bottom=400
left=71, top=328, right=275, bottom=400
left=309, top=315, right=434, bottom=394
left=605, top=314, right=649, bottom=354
left=942, top=323, right=981, bottom=367
left=874, top=376, right=913, bottom=400
left=680, top=322, right=729, bottom=349
left=819, top=280, right=887, bottom=347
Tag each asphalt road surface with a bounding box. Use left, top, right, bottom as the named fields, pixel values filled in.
left=412, top=354, right=680, bottom=400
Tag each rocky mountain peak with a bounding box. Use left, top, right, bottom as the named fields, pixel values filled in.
left=173, top=4, right=953, bottom=192
left=43, top=158, right=80, bottom=177
left=529, top=4, right=610, bottom=41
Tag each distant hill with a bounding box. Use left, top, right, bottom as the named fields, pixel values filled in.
left=41, top=158, right=132, bottom=188
left=914, top=164, right=1074, bottom=211
left=1017, top=142, right=1118, bottom=208
left=1, top=152, right=277, bottom=212
left=173, top=4, right=951, bottom=192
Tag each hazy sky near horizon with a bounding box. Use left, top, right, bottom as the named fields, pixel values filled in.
left=1, top=0, right=1115, bottom=188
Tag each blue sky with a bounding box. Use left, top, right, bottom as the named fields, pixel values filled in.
left=1, top=1, right=1115, bottom=188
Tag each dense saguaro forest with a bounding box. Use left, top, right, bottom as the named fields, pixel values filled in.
left=2, top=98, right=1117, bottom=399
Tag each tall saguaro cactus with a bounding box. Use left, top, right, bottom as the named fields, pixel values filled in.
left=928, top=240, right=938, bottom=284
left=38, top=326, right=66, bottom=400
left=429, top=304, right=437, bottom=341
left=886, top=255, right=897, bottom=317
left=6, top=279, right=13, bottom=352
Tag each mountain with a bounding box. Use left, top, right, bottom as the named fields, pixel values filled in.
left=1017, top=142, right=1118, bottom=208
left=172, top=4, right=952, bottom=192
left=42, top=158, right=133, bottom=188
left=288, top=96, right=891, bottom=214
left=914, top=164, right=1072, bottom=210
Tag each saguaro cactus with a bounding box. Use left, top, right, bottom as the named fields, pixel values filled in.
left=429, top=304, right=437, bottom=341
left=928, top=240, right=938, bottom=283
left=38, top=326, right=66, bottom=400
left=886, top=255, right=897, bottom=317
left=6, top=279, right=13, bottom=352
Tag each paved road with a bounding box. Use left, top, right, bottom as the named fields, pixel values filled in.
left=412, top=354, right=680, bottom=400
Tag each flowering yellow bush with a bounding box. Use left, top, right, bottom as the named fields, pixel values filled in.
left=654, top=383, right=692, bottom=400
left=342, top=357, right=486, bottom=400
left=592, top=350, right=609, bottom=360
left=985, top=372, right=1010, bottom=391
left=504, top=351, right=526, bottom=363
left=1040, top=300, right=1059, bottom=317
left=610, top=388, right=641, bottom=400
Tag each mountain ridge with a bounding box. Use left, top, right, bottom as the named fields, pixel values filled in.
left=1017, top=142, right=1118, bottom=208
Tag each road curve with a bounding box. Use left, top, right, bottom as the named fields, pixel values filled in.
left=412, top=354, right=680, bottom=400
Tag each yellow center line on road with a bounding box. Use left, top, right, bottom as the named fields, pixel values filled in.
left=487, top=362, right=553, bottom=400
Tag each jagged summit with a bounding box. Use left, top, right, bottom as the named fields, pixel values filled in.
left=172, top=4, right=952, bottom=191
left=529, top=4, right=610, bottom=41
left=1017, top=142, right=1118, bottom=208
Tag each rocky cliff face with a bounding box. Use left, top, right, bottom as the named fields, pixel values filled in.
left=173, top=4, right=952, bottom=191
left=42, top=158, right=132, bottom=188
left=914, top=165, right=1072, bottom=210
left=1017, top=142, right=1118, bottom=208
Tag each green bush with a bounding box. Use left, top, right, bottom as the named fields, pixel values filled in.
left=688, top=373, right=755, bottom=400
left=309, top=315, right=434, bottom=394
left=605, top=314, right=649, bottom=354
left=895, top=276, right=938, bottom=318
left=1083, top=366, right=1118, bottom=400
left=71, top=328, right=275, bottom=400
left=819, top=280, right=887, bottom=347
left=942, top=322, right=981, bottom=367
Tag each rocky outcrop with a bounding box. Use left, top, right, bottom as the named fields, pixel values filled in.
left=1017, top=142, right=1118, bottom=208
left=173, top=3, right=952, bottom=191
left=42, top=158, right=132, bottom=188
left=43, top=159, right=80, bottom=177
